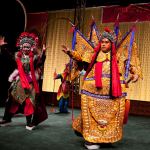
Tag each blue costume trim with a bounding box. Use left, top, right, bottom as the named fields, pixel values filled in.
left=84, top=74, right=111, bottom=80
left=124, top=28, right=135, bottom=80
left=84, top=75, right=126, bottom=84
left=81, top=89, right=127, bottom=99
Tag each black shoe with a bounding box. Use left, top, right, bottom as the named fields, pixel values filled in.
left=63, top=111, right=70, bottom=114
left=54, top=112, right=62, bottom=114
left=0, top=120, right=11, bottom=127
left=100, top=143, right=113, bottom=148
left=74, top=130, right=83, bottom=137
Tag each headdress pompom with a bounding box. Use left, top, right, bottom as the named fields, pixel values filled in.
left=104, top=27, right=111, bottom=33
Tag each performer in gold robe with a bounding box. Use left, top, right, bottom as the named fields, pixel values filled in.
left=62, top=27, right=142, bottom=149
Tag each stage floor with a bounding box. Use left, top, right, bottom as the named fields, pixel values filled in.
left=0, top=106, right=150, bottom=150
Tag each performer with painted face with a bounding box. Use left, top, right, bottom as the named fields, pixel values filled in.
left=0, top=32, right=47, bottom=130
left=62, top=27, right=142, bottom=149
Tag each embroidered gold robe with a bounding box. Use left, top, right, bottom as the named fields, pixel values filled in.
left=72, top=50, right=127, bottom=143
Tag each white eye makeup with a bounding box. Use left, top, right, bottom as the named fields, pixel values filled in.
left=22, top=43, right=31, bottom=50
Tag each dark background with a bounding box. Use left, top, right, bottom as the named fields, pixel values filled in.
left=0, top=0, right=149, bottom=105
left=0, top=0, right=25, bottom=105
left=20, top=0, right=149, bottom=12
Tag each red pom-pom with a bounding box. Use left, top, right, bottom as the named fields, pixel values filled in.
left=104, top=27, right=111, bottom=33
left=17, top=52, right=22, bottom=58
left=69, top=26, right=75, bottom=33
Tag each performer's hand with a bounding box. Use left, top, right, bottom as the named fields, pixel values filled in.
left=16, top=51, right=22, bottom=58
left=61, top=45, right=70, bottom=54
left=131, top=74, right=139, bottom=83
left=42, top=44, right=46, bottom=52
left=53, top=70, right=57, bottom=79
left=129, top=66, right=136, bottom=74
left=0, top=36, right=7, bottom=46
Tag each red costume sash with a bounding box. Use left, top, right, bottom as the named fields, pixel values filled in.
left=57, top=71, right=69, bottom=99
left=84, top=42, right=122, bottom=97
left=16, top=52, right=39, bottom=93
left=95, top=62, right=103, bottom=88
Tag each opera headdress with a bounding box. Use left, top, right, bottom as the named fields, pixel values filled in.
left=16, top=32, right=39, bottom=50
left=100, top=27, right=116, bottom=43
